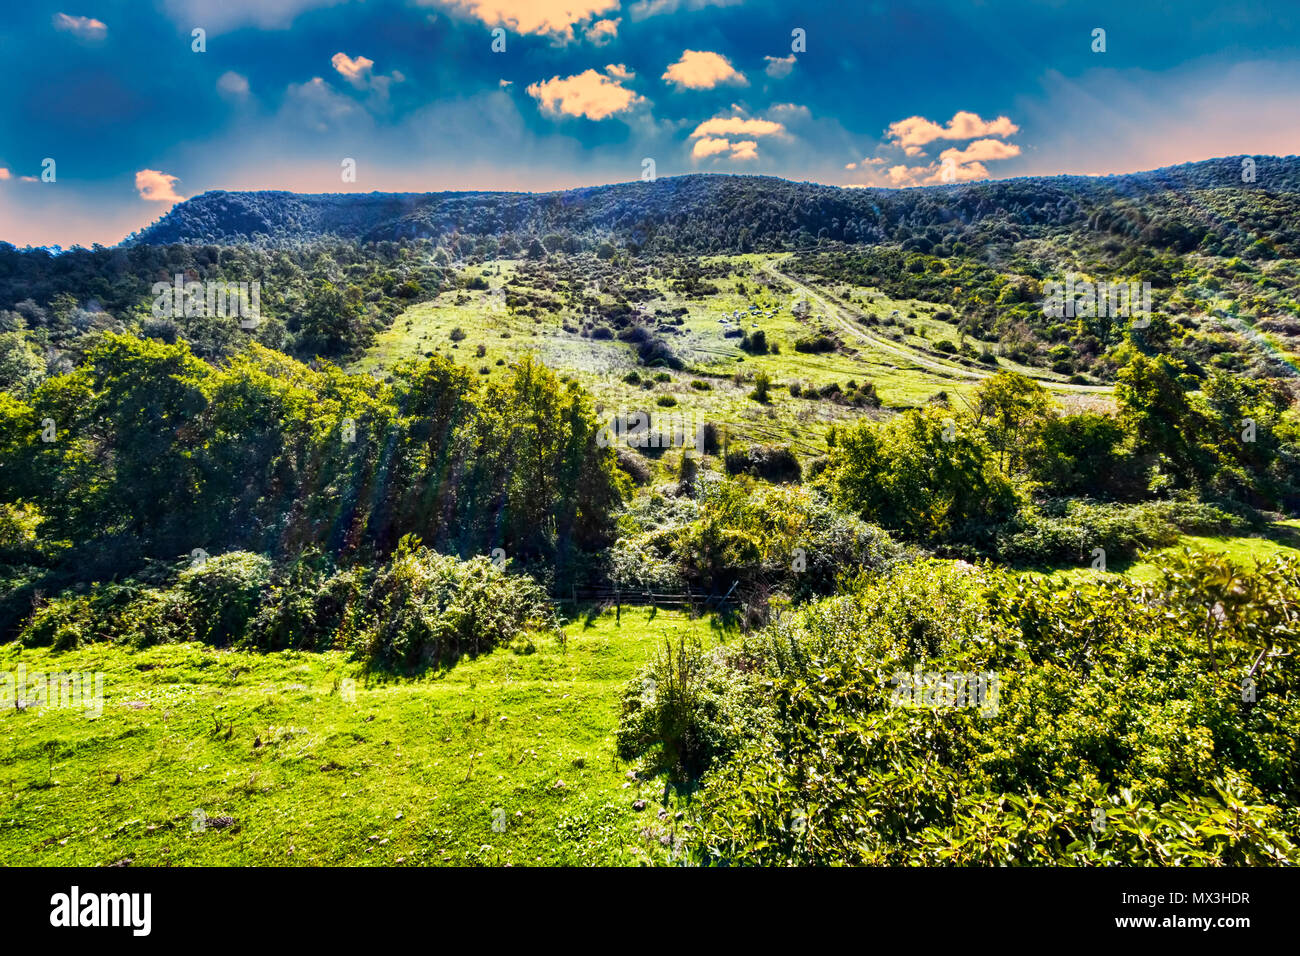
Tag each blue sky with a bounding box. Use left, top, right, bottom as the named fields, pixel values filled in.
left=2, top=0, right=1300, bottom=246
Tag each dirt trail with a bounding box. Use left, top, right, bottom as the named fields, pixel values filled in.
left=764, top=260, right=1113, bottom=396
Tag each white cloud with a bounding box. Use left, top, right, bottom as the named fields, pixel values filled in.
left=876, top=110, right=1021, bottom=186
left=692, top=137, right=732, bottom=158
left=691, top=137, right=758, bottom=161
left=689, top=116, right=784, bottom=139
left=283, top=77, right=366, bottom=132
left=585, top=17, right=619, bottom=45
left=662, top=50, right=747, bottom=90
left=331, top=52, right=375, bottom=86
left=135, top=169, right=183, bottom=202
left=217, top=71, right=250, bottom=99
left=427, top=1, right=619, bottom=42
left=729, top=139, right=758, bottom=160
left=527, top=66, right=644, bottom=120
left=886, top=110, right=1019, bottom=149
left=52, top=13, right=107, bottom=40
left=764, top=55, right=795, bottom=78
left=940, top=138, right=1021, bottom=165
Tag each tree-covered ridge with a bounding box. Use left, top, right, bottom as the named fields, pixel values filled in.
left=120, top=157, right=1300, bottom=257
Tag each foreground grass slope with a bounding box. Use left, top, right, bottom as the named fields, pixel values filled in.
left=0, top=608, right=707, bottom=866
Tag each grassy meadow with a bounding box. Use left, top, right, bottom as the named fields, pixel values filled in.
left=0, top=608, right=715, bottom=866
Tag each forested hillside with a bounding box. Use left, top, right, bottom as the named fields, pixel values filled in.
left=123, top=157, right=1300, bottom=259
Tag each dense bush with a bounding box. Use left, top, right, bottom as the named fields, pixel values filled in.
left=724, top=444, right=801, bottom=483
left=175, top=552, right=275, bottom=647
left=359, top=543, right=556, bottom=671
left=610, top=477, right=905, bottom=598
left=994, top=499, right=1247, bottom=567
left=659, top=554, right=1300, bottom=864
left=17, top=545, right=555, bottom=671
left=615, top=636, right=772, bottom=781
left=825, top=406, right=1018, bottom=546
left=1026, top=411, right=1142, bottom=499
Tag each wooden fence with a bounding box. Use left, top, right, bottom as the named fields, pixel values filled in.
left=555, top=581, right=740, bottom=616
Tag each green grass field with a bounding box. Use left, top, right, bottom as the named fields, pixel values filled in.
left=0, top=608, right=717, bottom=866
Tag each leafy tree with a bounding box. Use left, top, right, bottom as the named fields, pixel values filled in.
left=969, top=371, right=1051, bottom=475
left=828, top=407, right=1018, bottom=545
left=1027, top=412, right=1139, bottom=499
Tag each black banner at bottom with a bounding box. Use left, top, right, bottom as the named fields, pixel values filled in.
left=0, top=865, right=1290, bottom=942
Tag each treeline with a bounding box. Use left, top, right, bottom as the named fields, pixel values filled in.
left=123, top=158, right=1300, bottom=259
left=818, top=365, right=1300, bottom=562
left=0, top=239, right=449, bottom=363
left=0, top=335, right=625, bottom=637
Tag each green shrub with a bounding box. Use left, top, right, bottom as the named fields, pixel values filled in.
left=827, top=407, right=1017, bottom=546
left=995, top=499, right=1245, bottom=567
left=724, top=444, right=800, bottom=483
left=175, top=552, right=274, bottom=647
left=248, top=558, right=364, bottom=651
left=793, top=334, right=837, bottom=353
left=616, top=636, right=772, bottom=782
left=686, top=555, right=1300, bottom=865
left=739, top=330, right=768, bottom=355
left=20, top=592, right=99, bottom=651
left=359, top=544, right=556, bottom=671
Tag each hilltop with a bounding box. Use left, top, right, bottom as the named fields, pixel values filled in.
left=125, top=156, right=1300, bottom=257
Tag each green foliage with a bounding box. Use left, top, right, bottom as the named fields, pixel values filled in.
left=1027, top=411, right=1140, bottom=498
left=612, top=478, right=904, bottom=598
left=359, top=546, right=556, bottom=671
left=0, top=335, right=624, bottom=605
left=176, top=552, right=274, bottom=647
left=995, top=499, right=1245, bottom=567
left=739, top=329, right=768, bottom=355
left=685, top=555, right=1300, bottom=865
left=723, top=443, right=799, bottom=483
left=616, top=635, right=772, bottom=782
left=970, top=371, right=1051, bottom=475
left=16, top=545, right=554, bottom=673
left=827, top=406, right=1018, bottom=546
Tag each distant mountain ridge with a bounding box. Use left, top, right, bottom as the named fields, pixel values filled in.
left=124, top=155, right=1300, bottom=257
